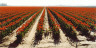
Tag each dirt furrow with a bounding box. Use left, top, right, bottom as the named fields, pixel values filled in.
left=32, top=8, right=75, bottom=48
left=76, top=31, right=96, bottom=48
left=43, top=8, right=50, bottom=31
left=0, top=12, right=37, bottom=48
left=16, top=8, right=44, bottom=48
left=53, top=15, right=75, bottom=48
left=50, top=9, right=75, bottom=48
left=31, top=8, right=54, bottom=48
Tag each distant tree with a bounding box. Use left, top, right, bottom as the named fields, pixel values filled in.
left=0, top=3, right=7, bottom=6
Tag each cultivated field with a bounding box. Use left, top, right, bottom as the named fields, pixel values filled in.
left=0, top=7, right=96, bottom=48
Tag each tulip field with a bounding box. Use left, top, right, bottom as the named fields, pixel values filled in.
left=0, top=7, right=96, bottom=48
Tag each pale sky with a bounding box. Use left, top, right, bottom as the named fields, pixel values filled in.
left=0, top=0, right=96, bottom=6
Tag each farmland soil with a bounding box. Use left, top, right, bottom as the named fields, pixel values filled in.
left=31, top=8, right=75, bottom=48
left=0, top=9, right=38, bottom=48
left=16, top=8, right=44, bottom=48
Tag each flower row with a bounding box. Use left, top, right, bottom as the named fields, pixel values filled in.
left=35, top=9, right=45, bottom=40
left=47, top=9, right=60, bottom=40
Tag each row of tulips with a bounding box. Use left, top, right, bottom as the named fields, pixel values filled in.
left=0, top=10, right=37, bottom=31
left=35, top=9, right=45, bottom=40
left=0, top=9, right=39, bottom=26
left=56, top=7, right=96, bottom=21
left=47, top=9, right=60, bottom=40
left=0, top=8, right=30, bottom=21
left=49, top=9, right=91, bottom=35
left=56, top=9, right=94, bottom=24
left=69, top=8, right=96, bottom=21
left=67, top=10, right=96, bottom=27
left=53, top=8, right=95, bottom=30
left=69, top=11, right=96, bottom=25
left=65, top=11, right=94, bottom=24
left=0, top=11, right=31, bottom=26
left=48, top=8, right=78, bottom=40
left=64, top=11, right=96, bottom=31
left=1, top=9, right=39, bottom=26
left=64, top=8, right=96, bottom=24
left=0, top=9, right=42, bottom=39
left=0, top=7, right=41, bottom=21
left=16, top=9, right=42, bottom=38
left=49, top=7, right=96, bottom=25
left=50, top=8, right=90, bottom=27
left=0, top=11, right=23, bottom=21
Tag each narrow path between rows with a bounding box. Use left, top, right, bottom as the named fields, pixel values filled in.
left=16, top=8, right=44, bottom=48
left=31, top=8, right=54, bottom=48
left=32, top=8, right=75, bottom=48
left=0, top=11, right=37, bottom=48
